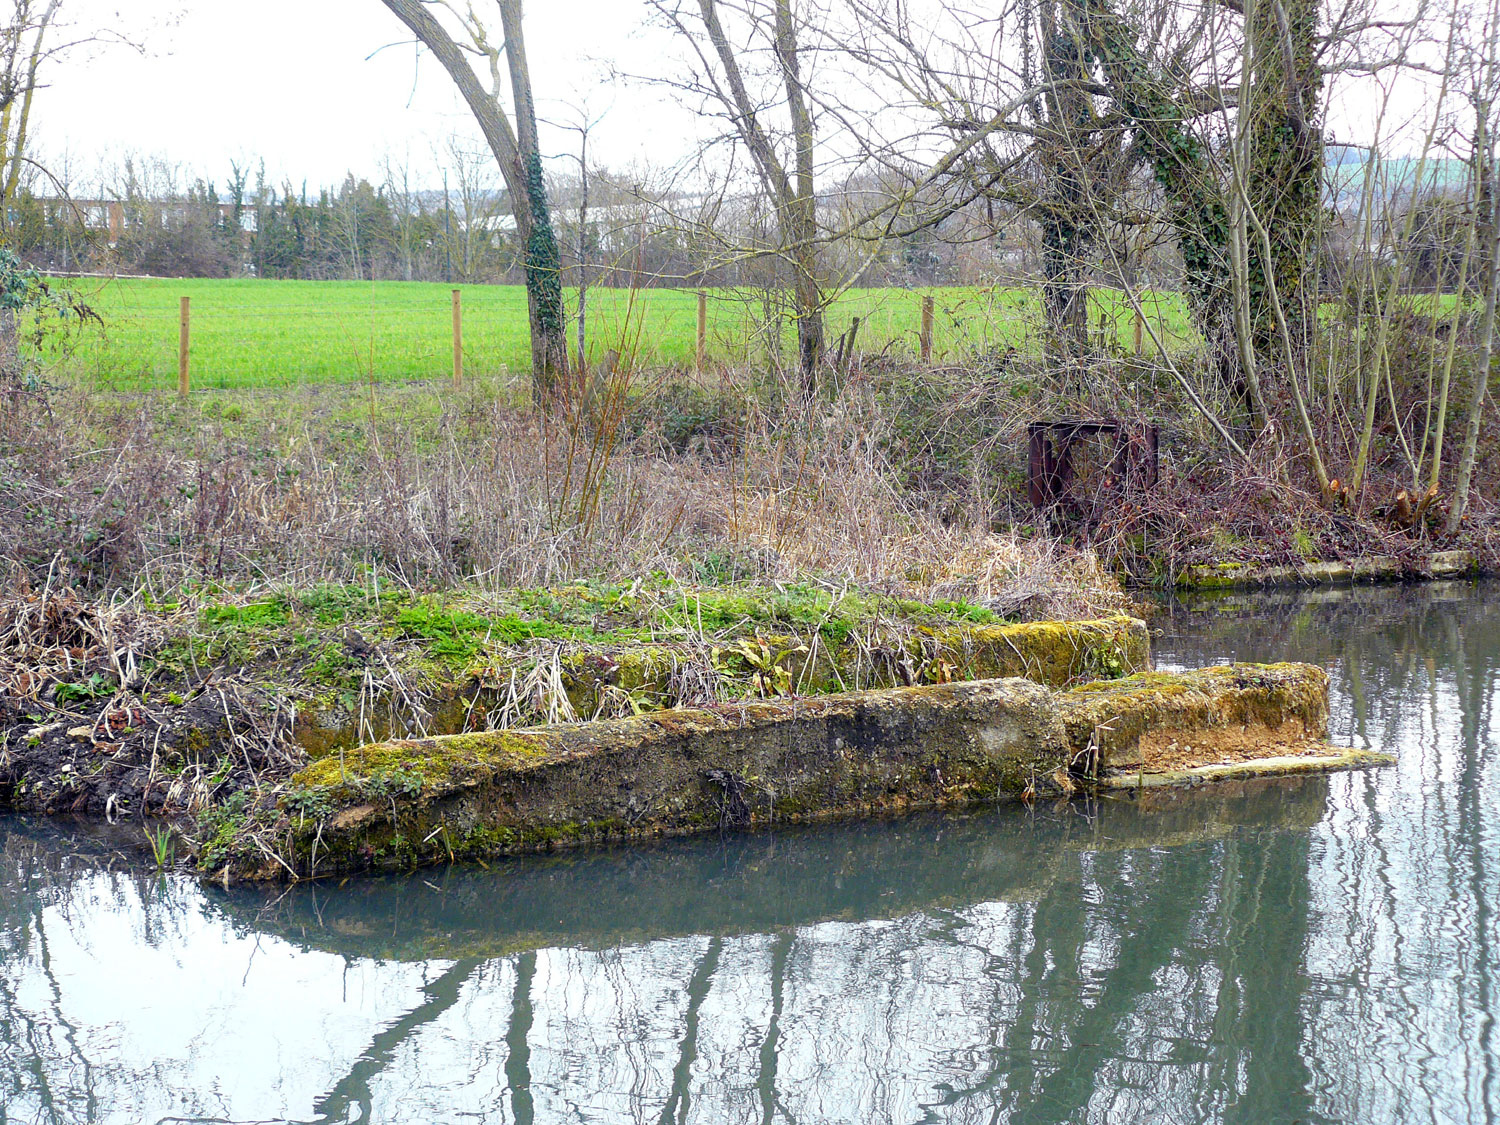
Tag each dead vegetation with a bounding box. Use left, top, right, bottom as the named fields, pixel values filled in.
left=0, top=363, right=1136, bottom=842
left=0, top=366, right=1139, bottom=609
left=0, top=572, right=146, bottom=722
left=0, top=553, right=304, bottom=822
left=0, top=574, right=303, bottom=820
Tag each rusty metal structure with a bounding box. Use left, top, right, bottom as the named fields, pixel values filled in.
left=1027, top=419, right=1159, bottom=508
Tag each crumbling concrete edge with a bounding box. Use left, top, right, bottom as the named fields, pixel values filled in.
left=1097, top=747, right=1397, bottom=789
left=205, top=659, right=1380, bottom=882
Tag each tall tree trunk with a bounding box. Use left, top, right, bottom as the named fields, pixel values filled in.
left=789, top=265, right=823, bottom=391
left=499, top=0, right=568, bottom=400
left=377, top=0, right=566, bottom=404
left=696, top=0, right=825, bottom=395
left=774, top=0, right=824, bottom=395
left=1080, top=0, right=1250, bottom=413
left=1243, top=0, right=1324, bottom=373
left=0, top=0, right=62, bottom=224
left=0, top=306, right=18, bottom=376
left=575, top=125, right=590, bottom=380
left=1039, top=0, right=1093, bottom=355
left=1447, top=97, right=1500, bottom=535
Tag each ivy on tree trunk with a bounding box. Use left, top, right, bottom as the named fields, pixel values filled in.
left=1078, top=0, right=1242, bottom=402
left=1243, top=0, right=1324, bottom=368
left=1038, top=1, right=1096, bottom=355
left=521, top=148, right=567, bottom=397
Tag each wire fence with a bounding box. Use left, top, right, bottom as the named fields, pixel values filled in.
left=42, top=278, right=1197, bottom=393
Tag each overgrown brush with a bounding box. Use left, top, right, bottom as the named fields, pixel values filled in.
left=0, top=363, right=1130, bottom=615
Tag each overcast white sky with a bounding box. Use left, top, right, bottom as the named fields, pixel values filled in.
left=33, top=0, right=684, bottom=192
left=30, top=0, right=1438, bottom=199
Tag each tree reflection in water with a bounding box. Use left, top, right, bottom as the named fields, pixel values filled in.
left=0, top=581, right=1496, bottom=1124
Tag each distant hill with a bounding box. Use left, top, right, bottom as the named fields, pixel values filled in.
left=1325, top=145, right=1471, bottom=213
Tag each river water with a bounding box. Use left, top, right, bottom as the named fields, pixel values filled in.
left=1, top=581, right=1497, bottom=1124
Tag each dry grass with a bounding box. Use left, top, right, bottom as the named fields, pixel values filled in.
left=0, top=569, right=167, bottom=719
left=0, top=573, right=304, bottom=821
left=0, top=369, right=1127, bottom=618
left=0, top=366, right=1139, bottom=835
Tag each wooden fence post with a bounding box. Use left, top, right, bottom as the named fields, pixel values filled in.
left=920, top=294, right=934, bottom=363
left=452, top=289, right=463, bottom=388
left=835, top=316, right=861, bottom=385
left=696, top=290, right=708, bottom=370
left=1133, top=310, right=1144, bottom=355
left=178, top=296, right=190, bottom=398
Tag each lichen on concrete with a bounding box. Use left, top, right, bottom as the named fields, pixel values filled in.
left=213, top=658, right=1347, bottom=882
left=1176, top=552, right=1477, bottom=591
left=556, top=614, right=1150, bottom=720
left=245, top=677, right=1072, bottom=880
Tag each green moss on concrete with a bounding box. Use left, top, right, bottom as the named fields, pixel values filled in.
left=222, top=676, right=1074, bottom=880
left=920, top=617, right=1144, bottom=684
left=1176, top=553, right=1478, bottom=591
left=556, top=614, right=1149, bottom=722
left=147, top=579, right=1127, bottom=763
left=293, top=729, right=556, bottom=801
left=1176, top=562, right=1247, bottom=589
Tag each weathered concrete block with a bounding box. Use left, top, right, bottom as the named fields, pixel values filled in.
left=282, top=677, right=1069, bottom=878
left=234, top=661, right=1335, bottom=881
left=1350, top=556, right=1401, bottom=581
left=1299, top=561, right=1354, bottom=583
left=1057, top=662, right=1328, bottom=769
left=1177, top=552, right=1477, bottom=590
left=1429, top=549, right=1474, bottom=577
left=558, top=615, right=1151, bottom=718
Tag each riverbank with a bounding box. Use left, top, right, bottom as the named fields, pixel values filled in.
left=1, top=366, right=1490, bottom=875
left=4, top=579, right=1493, bottom=1120
left=0, top=576, right=1141, bottom=861
left=1, top=565, right=1385, bottom=882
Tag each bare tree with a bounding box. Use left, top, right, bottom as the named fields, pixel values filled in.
left=1, top=1, right=136, bottom=367
left=439, top=132, right=512, bottom=282
left=381, top=151, right=423, bottom=282
left=0, top=1, right=155, bottom=224
left=1035, top=0, right=1105, bottom=354
left=378, top=0, right=568, bottom=399
left=549, top=101, right=609, bottom=375
left=1448, top=0, right=1500, bottom=533
left=0, top=0, right=64, bottom=220
left=647, top=0, right=830, bottom=394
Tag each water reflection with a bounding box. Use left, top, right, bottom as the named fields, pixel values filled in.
left=0, top=581, right=1497, bottom=1124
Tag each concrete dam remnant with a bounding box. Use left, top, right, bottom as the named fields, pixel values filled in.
left=219, top=625, right=1385, bottom=879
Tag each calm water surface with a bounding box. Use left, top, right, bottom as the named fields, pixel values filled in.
left=1, top=582, right=1498, bottom=1124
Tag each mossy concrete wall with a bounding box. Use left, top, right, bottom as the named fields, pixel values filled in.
left=1177, top=550, right=1474, bottom=590
left=286, top=612, right=1140, bottom=762
left=227, top=660, right=1333, bottom=881
left=559, top=615, right=1149, bottom=716
left=270, top=678, right=1066, bottom=879
left=288, top=615, right=1151, bottom=757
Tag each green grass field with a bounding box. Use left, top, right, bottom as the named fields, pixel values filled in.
left=51, top=277, right=1196, bottom=390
